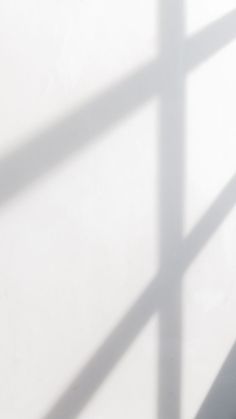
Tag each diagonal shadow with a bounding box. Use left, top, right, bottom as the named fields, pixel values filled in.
left=0, top=11, right=235, bottom=208
left=196, top=342, right=236, bottom=419
left=37, top=6, right=236, bottom=419
left=186, top=9, right=236, bottom=70
left=0, top=60, right=160, bottom=206
left=1, top=5, right=236, bottom=419
left=183, top=174, right=236, bottom=265
left=41, top=172, right=236, bottom=419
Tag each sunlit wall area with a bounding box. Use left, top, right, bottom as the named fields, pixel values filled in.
left=0, top=0, right=236, bottom=419
left=0, top=0, right=158, bottom=418
left=183, top=2, right=236, bottom=418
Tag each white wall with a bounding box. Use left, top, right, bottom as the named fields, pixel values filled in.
left=0, top=1, right=236, bottom=418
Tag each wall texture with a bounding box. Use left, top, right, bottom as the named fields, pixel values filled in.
left=0, top=1, right=236, bottom=418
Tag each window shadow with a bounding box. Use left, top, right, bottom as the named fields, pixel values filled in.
left=0, top=10, right=235, bottom=209
left=0, top=60, right=159, bottom=206
left=41, top=171, right=236, bottom=419
left=0, top=3, right=236, bottom=419
left=196, top=342, right=236, bottom=419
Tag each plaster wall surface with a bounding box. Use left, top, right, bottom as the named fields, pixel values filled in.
left=0, top=1, right=236, bottom=418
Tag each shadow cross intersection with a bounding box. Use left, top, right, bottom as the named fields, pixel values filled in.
left=1, top=3, right=236, bottom=419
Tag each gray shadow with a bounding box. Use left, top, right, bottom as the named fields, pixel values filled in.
left=157, top=0, right=185, bottom=417
left=0, top=10, right=236, bottom=209
left=0, top=3, right=236, bottom=419
left=196, top=343, right=236, bottom=419
left=23, top=5, right=236, bottom=419
left=41, top=276, right=159, bottom=419
left=41, top=170, right=236, bottom=419
left=184, top=174, right=236, bottom=264
left=0, top=60, right=159, bottom=206
left=157, top=8, right=236, bottom=417
left=186, top=9, right=236, bottom=70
